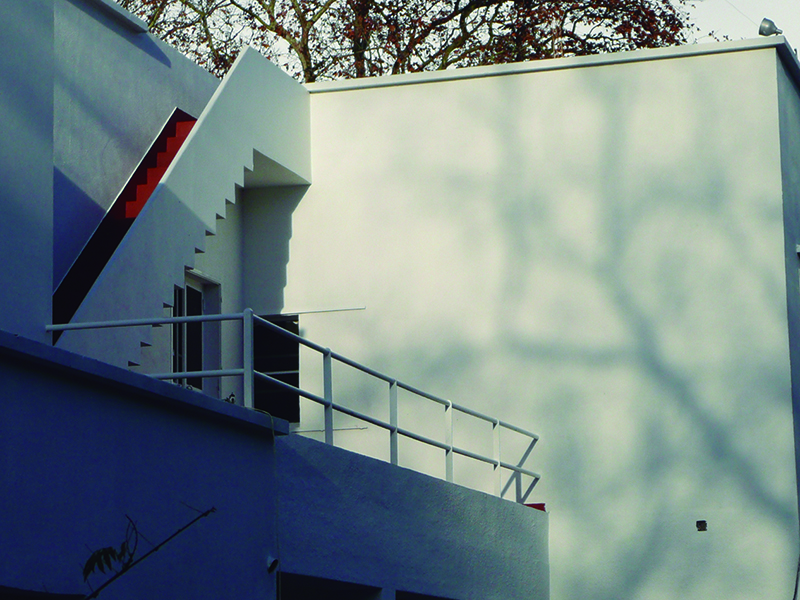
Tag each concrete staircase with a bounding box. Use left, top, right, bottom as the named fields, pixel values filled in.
left=53, top=111, right=197, bottom=338
left=55, top=48, right=310, bottom=368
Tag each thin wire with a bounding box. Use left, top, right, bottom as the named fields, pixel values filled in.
left=721, top=0, right=758, bottom=26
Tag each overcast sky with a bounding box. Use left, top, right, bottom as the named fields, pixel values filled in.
left=689, top=0, right=799, bottom=48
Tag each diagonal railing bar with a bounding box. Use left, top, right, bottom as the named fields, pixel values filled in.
left=501, top=436, right=539, bottom=498
left=47, top=311, right=542, bottom=502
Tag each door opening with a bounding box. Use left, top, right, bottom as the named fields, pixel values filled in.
left=172, top=272, right=221, bottom=395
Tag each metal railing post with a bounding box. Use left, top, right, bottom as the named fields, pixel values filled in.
left=243, top=309, right=254, bottom=409
left=389, top=380, right=398, bottom=466
left=445, top=400, right=454, bottom=483
left=323, top=349, right=334, bottom=445
left=493, top=419, right=501, bottom=497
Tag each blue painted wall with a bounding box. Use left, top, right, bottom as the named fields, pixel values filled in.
left=0, top=0, right=219, bottom=340
left=279, top=435, right=549, bottom=600
left=53, top=0, right=218, bottom=288
left=0, top=331, right=282, bottom=598
left=0, top=0, right=54, bottom=342
left=0, top=331, right=548, bottom=599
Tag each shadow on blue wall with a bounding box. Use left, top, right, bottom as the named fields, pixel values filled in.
left=53, top=168, right=104, bottom=288
left=65, top=0, right=171, bottom=67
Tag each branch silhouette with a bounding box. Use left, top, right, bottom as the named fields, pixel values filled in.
left=83, top=506, right=216, bottom=599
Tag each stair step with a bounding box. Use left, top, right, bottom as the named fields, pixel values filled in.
left=165, top=136, right=182, bottom=155
left=147, top=164, right=169, bottom=183
left=175, top=120, right=195, bottom=138
left=54, top=109, right=198, bottom=333
left=125, top=120, right=197, bottom=219
left=156, top=150, right=172, bottom=168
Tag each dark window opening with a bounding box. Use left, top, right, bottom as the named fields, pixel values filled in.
left=0, top=585, right=83, bottom=599
left=254, top=314, right=300, bottom=422
left=185, top=285, right=203, bottom=388
left=279, top=573, right=379, bottom=600
left=172, top=284, right=204, bottom=389
left=397, top=592, right=457, bottom=599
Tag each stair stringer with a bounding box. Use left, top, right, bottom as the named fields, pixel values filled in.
left=56, top=47, right=311, bottom=368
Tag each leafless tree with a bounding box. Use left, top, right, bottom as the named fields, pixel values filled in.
left=117, top=0, right=696, bottom=81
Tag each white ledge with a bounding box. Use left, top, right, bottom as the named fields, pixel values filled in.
left=305, top=37, right=800, bottom=94
left=84, top=0, right=148, bottom=33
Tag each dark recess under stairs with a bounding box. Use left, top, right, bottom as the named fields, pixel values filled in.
left=53, top=109, right=197, bottom=340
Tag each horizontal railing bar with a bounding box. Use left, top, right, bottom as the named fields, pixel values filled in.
left=496, top=420, right=540, bottom=440
left=450, top=402, right=499, bottom=422
left=49, top=312, right=541, bottom=496
left=252, top=315, right=328, bottom=354
left=151, top=368, right=245, bottom=379
left=397, top=377, right=537, bottom=438
left=447, top=402, right=540, bottom=441
left=256, top=317, right=539, bottom=441
left=452, top=444, right=496, bottom=465
left=252, top=316, right=401, bottom=385
left=396, top=426, right=450, bottom=451
left=396, top=381, right=450, bottom=406
left=329, top=353, right=395, bottom=383
left=47, top=312, right=245, bottom=331
left=254, top=371, right=329, bottom=406
left=254, top=371, right=399, bottom=433
left=499, top=461, right=542, bottom=480
left=448, top=446, right=541, bottom=479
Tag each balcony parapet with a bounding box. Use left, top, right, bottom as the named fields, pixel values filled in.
left=48, top=310, right=541, bottom=502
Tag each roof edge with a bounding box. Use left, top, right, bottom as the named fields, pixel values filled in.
left=83, top=0, right=149, bottom=33
left=305, top=37, right=796, bottom=94
left=776, top=38, right=800, bottom=89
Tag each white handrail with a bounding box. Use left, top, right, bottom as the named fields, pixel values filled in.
left=47, top=311, right=541, bottom=502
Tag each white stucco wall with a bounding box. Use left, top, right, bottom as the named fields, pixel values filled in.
left=285, top=42, right=799, bottom=599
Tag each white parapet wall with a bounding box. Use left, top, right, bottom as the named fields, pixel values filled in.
left=285, top=39, right=800, bottom=600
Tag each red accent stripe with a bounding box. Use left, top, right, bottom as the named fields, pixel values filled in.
left=125, top=119, right=196, bottom=218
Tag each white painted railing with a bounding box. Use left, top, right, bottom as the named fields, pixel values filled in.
left=48, top=310, right=541, bottom=502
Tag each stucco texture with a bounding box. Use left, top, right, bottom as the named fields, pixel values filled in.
left=286, top=46, right=799, bottom=599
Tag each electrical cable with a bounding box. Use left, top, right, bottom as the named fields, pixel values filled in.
left=720, top=0, right=757, bottom=26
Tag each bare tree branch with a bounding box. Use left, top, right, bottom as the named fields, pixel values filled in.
left=117, top=0, right=697, bottom=82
